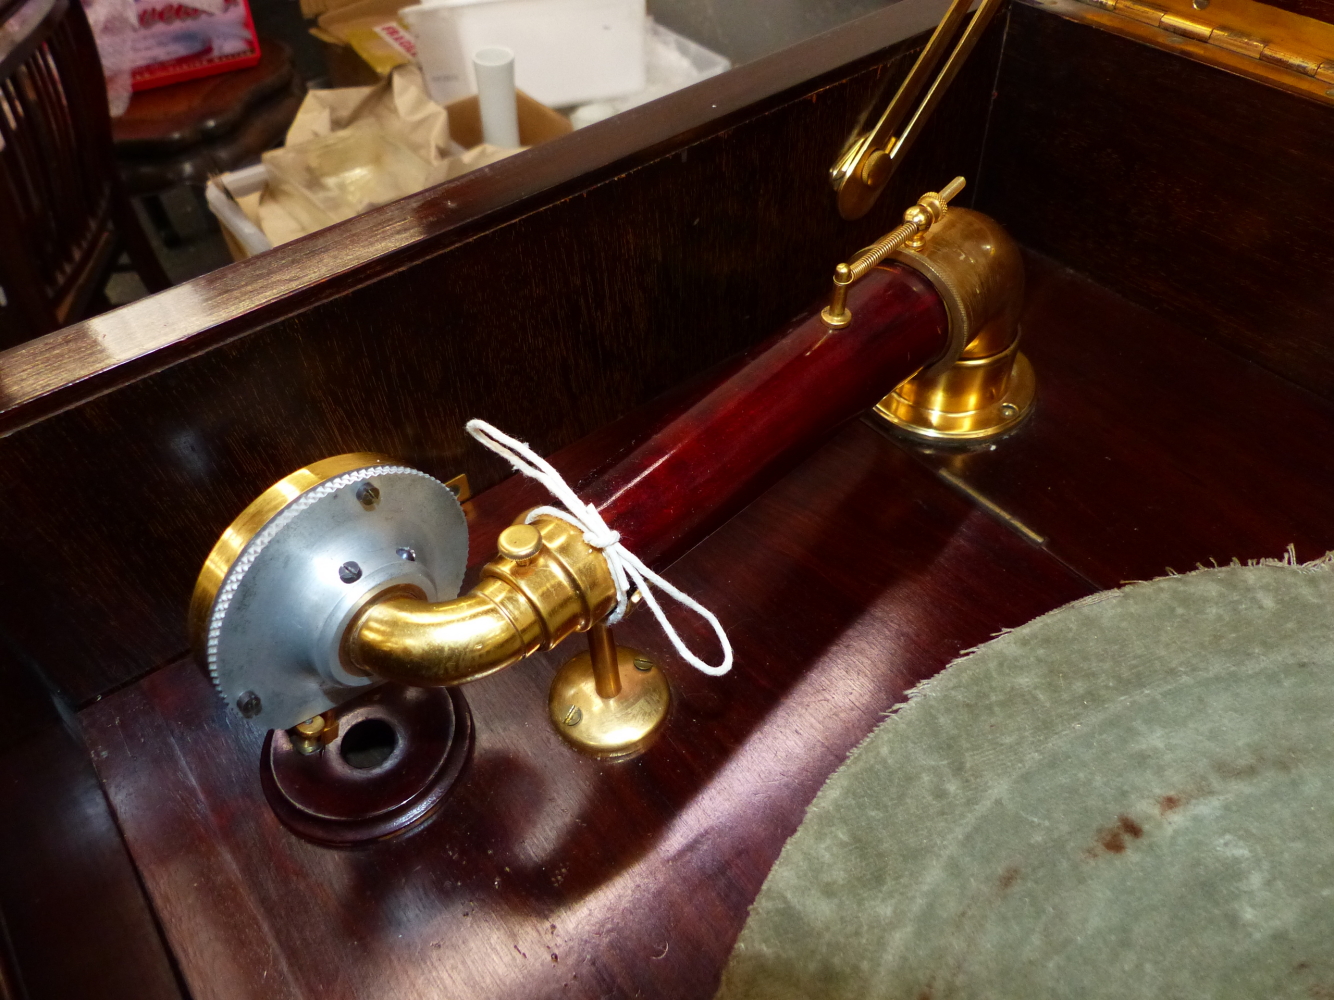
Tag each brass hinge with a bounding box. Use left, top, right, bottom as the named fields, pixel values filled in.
left=1063, top=0, right=1334, bottom=90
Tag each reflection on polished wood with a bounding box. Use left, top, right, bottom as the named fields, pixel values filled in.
left=80, top=248, right=1334, bottom=997
left=984, top=2, right=1334, bottom=401
left=84, top=420, right=1091, bottom=1000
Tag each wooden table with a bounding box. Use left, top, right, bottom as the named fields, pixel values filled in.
left=112, top=39, right=304, bottom=243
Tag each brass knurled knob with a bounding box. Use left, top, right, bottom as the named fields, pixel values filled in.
left=497, top=523, right=543, bottom=561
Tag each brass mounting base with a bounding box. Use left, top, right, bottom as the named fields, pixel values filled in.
left=549, top=645, right=670, bottom=758
left=874, top=350, right=1036, bottom=443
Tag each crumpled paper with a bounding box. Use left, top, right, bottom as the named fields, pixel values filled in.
left=242, top=65, right=520, bottom=245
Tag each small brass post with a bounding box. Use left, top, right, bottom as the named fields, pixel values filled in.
left=548, top=617, right=671, bottom=758
left=588, top=622, right=622, bottom=698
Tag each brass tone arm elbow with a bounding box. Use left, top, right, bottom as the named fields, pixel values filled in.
left=344, top=515, right=618, bottom=687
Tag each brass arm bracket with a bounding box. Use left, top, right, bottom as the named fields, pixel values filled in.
left=821, top=176, right=966, bottom=330
left=879, top=202, right=1033, bottom=441
left=817, top=177, right=1033, bottom=441
left=831, top=0, right=1004, bottom=220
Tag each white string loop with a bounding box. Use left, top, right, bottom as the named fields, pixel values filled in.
left=466, top=419, right=732, bottom=676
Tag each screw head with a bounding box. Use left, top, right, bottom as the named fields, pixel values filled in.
left=1192, top=0, right=1209, bottom=8
left=237, top=691, right=262, bottom=718
left=396, top=547, right=416, bottom=562
left=339, top=561, right=363, bottom=583
left=633, top=657, right=654, bottom=672
left=562, top=706, right=583, bottom=726
left=356, top=482, right=381, bottom=510
left=999, top=402, right=1019, bottom=419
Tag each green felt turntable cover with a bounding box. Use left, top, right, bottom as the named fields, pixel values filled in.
left=718, top=556, right=1334, bottom=1000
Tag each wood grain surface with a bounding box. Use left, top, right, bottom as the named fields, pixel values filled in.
left=897, top=252, right=1334, bottom=587
left=81, top=246, right=1334, bottom=999
left=84, top=419, right=1091, bottom=1000
left=1257, top=0, right=1334, bottom=23
left=0, top=652, right=182, bottom=1000
left=0, top=9, right=1003, bottom=707
left=112, top=39, right=295, bottom=154
left=980, top=3, right=1334, bottom=403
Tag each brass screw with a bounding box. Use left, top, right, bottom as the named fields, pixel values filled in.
left=294, top=716, right=325, bottom=738
left=633, top=657, right=654, bottom=672
left=1000, top=402, right=1019, bottom=419
left=291, top=715, right=326, bottom=755
left=356, top=482, right=381, bottom=510
left=498, top=523, right=543, bottom=562
left=563, top=706, right=583, bottom=726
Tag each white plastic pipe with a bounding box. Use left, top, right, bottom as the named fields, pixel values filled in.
left=474, top=46, right=521, bottom=149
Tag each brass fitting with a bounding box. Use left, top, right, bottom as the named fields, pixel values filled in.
left=821, top=177, right=966, bottom=329
left=344, top=515, right=617, bottom=686
left=873, top=206, right=1034, bottom=442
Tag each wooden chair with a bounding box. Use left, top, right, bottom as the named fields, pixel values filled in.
left=0, top=0, right=169, bottom=345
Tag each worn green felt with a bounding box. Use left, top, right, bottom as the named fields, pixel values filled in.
left=717, top=558, right=1334, bottom=1000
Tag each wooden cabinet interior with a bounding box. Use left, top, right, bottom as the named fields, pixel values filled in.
left=0, top=0, right=1331, bottom=996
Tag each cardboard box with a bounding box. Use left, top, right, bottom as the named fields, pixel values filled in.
left=207, top=87, right=570, bottom=259
left=315, top=0, right=413, bottom=81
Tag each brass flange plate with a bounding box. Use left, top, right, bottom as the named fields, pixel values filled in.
left=549, top=646, right=671, bottom=758
left=875, top=351, right=1037, bottom=443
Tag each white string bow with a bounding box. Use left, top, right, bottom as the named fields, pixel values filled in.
left=466, top=419, right=733, bottom=676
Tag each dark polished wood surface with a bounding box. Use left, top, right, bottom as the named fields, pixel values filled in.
left=0, top=6, right=1002, bottom=707
left=982, top=2, right=1334, bottom=403
left=1258, top=0, right=1334, bottom=23
left=902, top=252, right=1334, bottom=588
left=113, top=40, right=296, bottom=154
left=85, top=420, right=1091, bottom=1000
left=0, top=654, right=182, bottom=1000
left=117, top=77, right=307, bottom=194
left=82, top=246, right=1334, bottom=997
left=0, top=0, right=168, bottom=343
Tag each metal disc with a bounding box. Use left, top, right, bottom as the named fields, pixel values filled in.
left=201, top=460, right=467, bottom=731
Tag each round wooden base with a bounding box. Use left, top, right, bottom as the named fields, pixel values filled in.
left=260, top=685, right=471, bottom=846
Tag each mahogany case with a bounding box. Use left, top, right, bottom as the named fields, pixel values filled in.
left=0, top=0, right=1331, bottom=996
